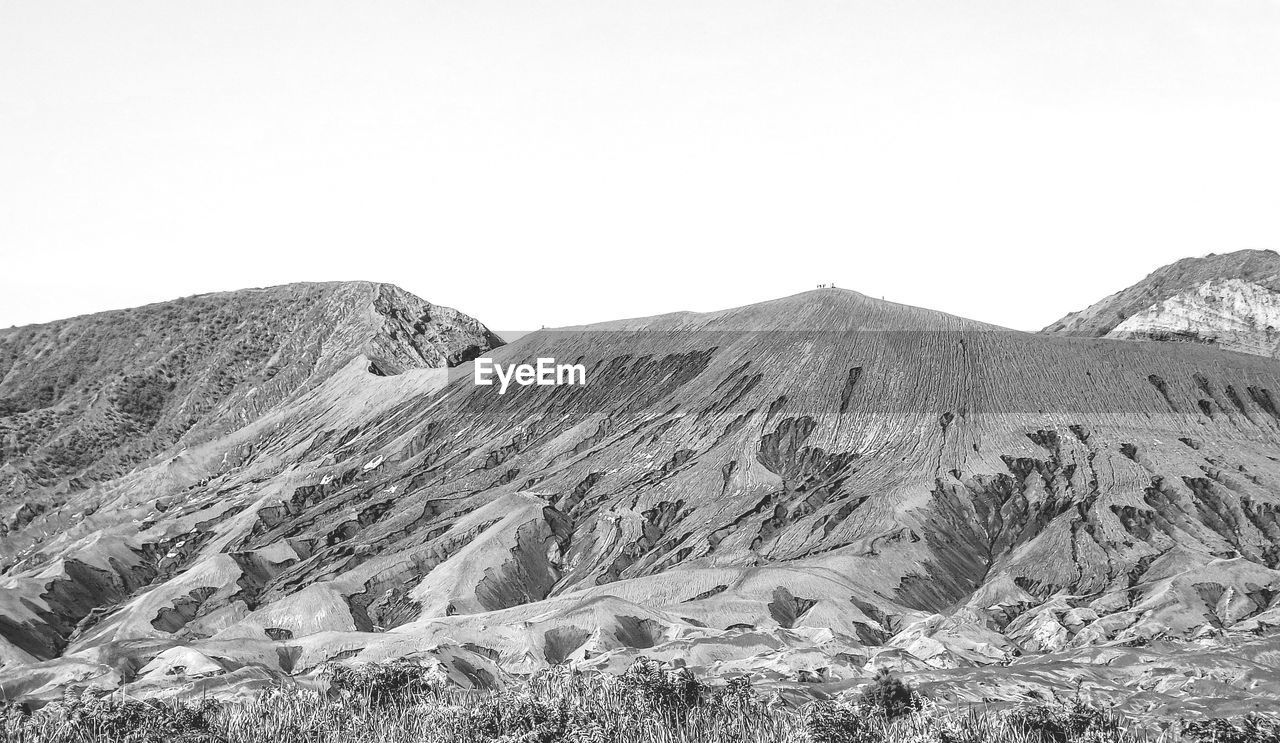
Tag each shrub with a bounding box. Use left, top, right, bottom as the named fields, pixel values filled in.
left=1004, top=698, right=1123, bottom=743
left=113, top=372, right=174, bottom=428
left=22, top=689, right=222, bottom=743
left=617, top=658, right=704, bottom=717
left=803, top=700, right=873, bottom=743
left=712, top=675, right=757, bottom=710
left=323, top=658, right=447, bottom=706
left=1183, top=714, right=1280, bottom=743
left=856, top=668, right=919, bottom=720
left=464, top=691, right=576, bottom=743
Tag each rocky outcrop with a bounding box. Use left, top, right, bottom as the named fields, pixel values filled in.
left=1106, top=278, right=1280, bottom=357
left=1044, top=248, right=1280, bottom=337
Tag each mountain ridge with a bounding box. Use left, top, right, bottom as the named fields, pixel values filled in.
left=4, top=269, right=1280, bottom=717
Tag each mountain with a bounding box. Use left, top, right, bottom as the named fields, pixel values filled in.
left=0, top=281, right=501, bottom=534
left=1044, top=249, right=1280, bottom=356
left=3, top=284, right=1280, bottom=717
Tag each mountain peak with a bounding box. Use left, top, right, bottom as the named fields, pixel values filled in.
left=568, top=286, right=1002, bottom=333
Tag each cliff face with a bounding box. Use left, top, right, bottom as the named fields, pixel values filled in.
left=4, top=285, right=1280, bottom=715
left=1106, top=278, right=1280, bottom=357
left=0, top=282, right=502, bottom=503
left=1044, top=249, right=1280, bottom=339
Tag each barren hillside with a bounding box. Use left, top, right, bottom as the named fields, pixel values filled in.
left=3, top=285, right=1280, bottom=717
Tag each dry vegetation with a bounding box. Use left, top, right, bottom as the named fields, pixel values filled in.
left=0, top=282, right=500, bottom=498
left=4, top=660, right=1277, bottom=743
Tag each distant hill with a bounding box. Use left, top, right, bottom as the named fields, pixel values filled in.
left=494, top=330, right=534, bottom=343
left=1044, top=249, right=1280, bottom=356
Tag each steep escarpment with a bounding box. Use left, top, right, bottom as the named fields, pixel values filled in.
left=4, top=286, right=1280, bottom=716
left=0, top=282, right=501, bottom=505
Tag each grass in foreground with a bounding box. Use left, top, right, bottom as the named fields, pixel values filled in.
left=3, top=660, right=1278, bottom=743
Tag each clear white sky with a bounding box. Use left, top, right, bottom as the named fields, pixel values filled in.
left=3, top=1, right=1279, bottom=332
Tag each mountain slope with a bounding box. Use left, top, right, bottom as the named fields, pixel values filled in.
left=4, top=286, right=1280, bottom=716
left=0, top=281, right=501, bottom=516
left=1044, top=249, right=1280, bottom=340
